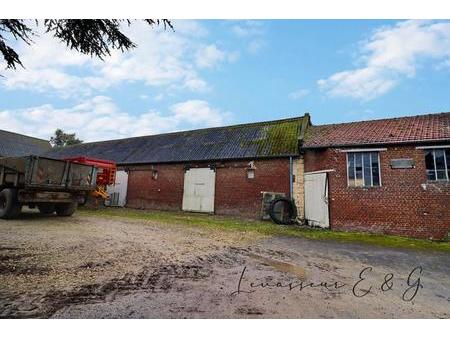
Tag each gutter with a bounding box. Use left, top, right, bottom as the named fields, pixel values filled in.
left=289, top=156, right=293, bottom=199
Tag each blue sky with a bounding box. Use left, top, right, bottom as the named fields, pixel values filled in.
left=1, top=19, right=449, bottom=142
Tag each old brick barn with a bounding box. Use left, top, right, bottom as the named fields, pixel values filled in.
left=2, top=111, right=449, bottom=240
left=47, top=116, right=309, bottom=220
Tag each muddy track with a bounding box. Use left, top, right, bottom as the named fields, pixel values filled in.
left=0, top=245, right=287, bottom=318
left=0, top=246, right=256, bottom=318
left=0, top=263, right=212, bottom=318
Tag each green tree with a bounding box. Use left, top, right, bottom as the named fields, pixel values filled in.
left=50, top=129, right=83, bottom=147
left=0, top=19, right=173, bottom=70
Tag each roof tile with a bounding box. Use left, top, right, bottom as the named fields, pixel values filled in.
left=303, top=112, right=450, bottom=148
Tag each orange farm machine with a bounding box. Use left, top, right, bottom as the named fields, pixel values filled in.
left=65, top=157, right=116, bottom=204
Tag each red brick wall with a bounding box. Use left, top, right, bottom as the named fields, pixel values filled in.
left=214, top=159, right=290, bottom=217
left=126, top=164, right=185, bottom=211
left=304, top=146, right=450, bottom=239
left=125, top=158, right=291, bottom=218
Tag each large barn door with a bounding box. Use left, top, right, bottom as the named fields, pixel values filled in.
left=304, top=172, right=329, bottom=228
left=106, top=170, right=128, bottom=207
left=182, top=168, right=216, bottom=213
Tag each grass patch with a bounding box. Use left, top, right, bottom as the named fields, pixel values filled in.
left=78, top=207, right=450, bottom=253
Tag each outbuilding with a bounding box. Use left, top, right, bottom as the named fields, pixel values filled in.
left=45, top=111, right=450, bottom=240
left=0, top=130, right=51, bottom=157
left=302, top=112, right=450, bottom=240
left=48, top=116, right=310, bottom=219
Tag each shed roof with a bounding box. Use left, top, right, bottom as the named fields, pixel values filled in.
left=0, top=130, right=51, bottom=157
left=303, top=112, right=450, bottom=148
left=46, top=116, right=308, bottom=164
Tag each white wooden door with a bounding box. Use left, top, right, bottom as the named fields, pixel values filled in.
left=304, top=172, right=329, bottom=228
left=106, top=170, right=128, bottom=207
left=182, top=168, right=216, bottom=213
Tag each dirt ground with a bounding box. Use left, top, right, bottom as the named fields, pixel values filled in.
left=0, top=210, right=449, bottom=318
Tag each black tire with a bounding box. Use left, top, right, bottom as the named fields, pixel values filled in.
left=38, top=203, right=55, bottom=215
left=269, top=197, right=298, bottom=225
left=78, top=192, right=88, bottom=206
left=55, top=202, right=77, bottom=217
left=0, top=188, right=22, bottom=219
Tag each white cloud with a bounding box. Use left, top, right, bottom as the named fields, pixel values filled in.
left=0, top=97, right=232, bottom=142
left=195, top=44, right=226, bottom=68
left=172, top=20, right=209, bottom=38
left=247, top=39, right=265, bottom=54
left=289, top=88, right=310, bottom=100
left=231, top=21, right=264, bottom=38
left=195, top=44, right=239, bottom=69
left=1, top=21, right=231, bottom=97
left=171, top=100, right=230, bottom=126
left=318, top=20, right=450, bottom=100
left=93, top=23, right=208, bottom=91
left=318, top=68, right=397, bottom=101
left=1, top=30, right=100, bottom=97
left=231, top=20, right=266, bottom=55
left=183, top=76, right=209, bottom=92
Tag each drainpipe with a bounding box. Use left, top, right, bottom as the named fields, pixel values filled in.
left=289, top=156, right=293, bottom=200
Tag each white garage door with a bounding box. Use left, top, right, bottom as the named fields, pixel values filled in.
left=106, top=170, right=128, bottom=207
left=182, top=168, right=216, bottom=213
left=304, top=172, right=329, bottom=228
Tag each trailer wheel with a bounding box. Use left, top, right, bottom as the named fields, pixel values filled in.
left=38, top=203, right=55, bottom=215
left=0, top=188, right=22, bottom=219
left=55, top=202, right=77, bottom=217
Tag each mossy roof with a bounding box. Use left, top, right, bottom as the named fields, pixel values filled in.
left=46, top=116, right=308, bottom=164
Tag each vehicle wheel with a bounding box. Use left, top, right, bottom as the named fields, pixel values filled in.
left=38, top=203, right=55, bottom=215
left=78, top=192, right=88, bottom=206
left=0, top=188, right=22, bottom=219
left=269, top=197, right=298, bottom=225
left=55, top=202, right=77, bottom=217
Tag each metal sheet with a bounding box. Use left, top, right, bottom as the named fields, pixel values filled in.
left=390, top=158, right=415, bottom=169
left=45, top=117, right=305, bottom=164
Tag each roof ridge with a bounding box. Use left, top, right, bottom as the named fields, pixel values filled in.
left=59, top=115, right=306, bottom=149
left=0, top=129, right=50, bottom=143
left=310, top=111, right=450, bottom=128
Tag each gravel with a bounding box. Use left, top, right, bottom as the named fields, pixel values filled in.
left=0, top=209, right=449, bottom=318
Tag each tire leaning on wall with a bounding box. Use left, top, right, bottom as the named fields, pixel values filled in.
left=268, top=197, right=298, bottom=225
left=0, top=188, right=22, bottom=219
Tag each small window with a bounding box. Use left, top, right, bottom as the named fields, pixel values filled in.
left=424, top=149, right=450, bottom=181
left=347, top=152, right=381, bottom=187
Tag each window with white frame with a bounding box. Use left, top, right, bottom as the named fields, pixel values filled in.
left=424, top=148, right=450, bottom=181
left=347, top=152, right=381, bottom=187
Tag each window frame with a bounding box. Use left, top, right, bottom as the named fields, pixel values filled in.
left=424, top=148, right=450, bottom=182
left=346, top=151, right=382, bottom=188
